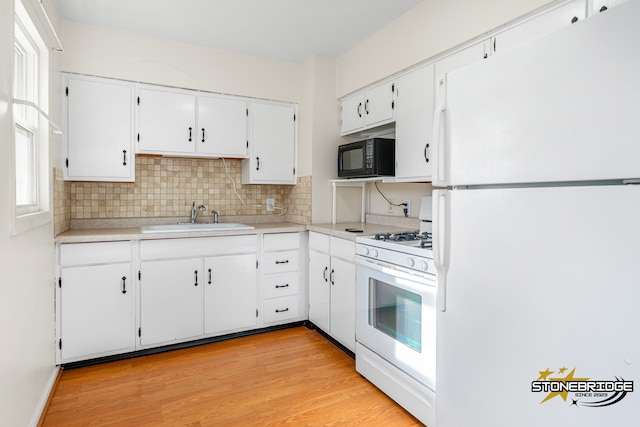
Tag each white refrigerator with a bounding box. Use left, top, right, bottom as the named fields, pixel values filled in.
left=433, top=2, right=640, bottom=426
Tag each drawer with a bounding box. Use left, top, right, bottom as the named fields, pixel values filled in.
left=309, top=232, right=330, bottom=253
left=140, top=235, right=257, bottom=259
left=263, top=233, right=299, bottom=251
left=330, top=237, right=355, bottom=262
left=263, top=272, right=299, bottom=298
left=263, top=295, right=299, bottom=324
left=263, top=250, right=299, bottom=274
left=60, top=241, right=131, bottom=266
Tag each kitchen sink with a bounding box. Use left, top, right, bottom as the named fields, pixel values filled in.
left=140, top=223, right=255, bottom=233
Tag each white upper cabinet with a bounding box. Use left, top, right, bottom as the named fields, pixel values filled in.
left=137, top=86, right=197, bottom=155
left=196, top=94, right=248, bottom=158
left=394, top=64, right=435, bottom=182
left=242, top=100, right=297, bottom=185
left=490, top=0, right=587, bottom=55
left=340, top=79, right=395, bottom=135
left=63, top=74, right=135, bottom=182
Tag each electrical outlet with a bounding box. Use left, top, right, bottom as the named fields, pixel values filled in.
left=402, top=200, right=411, bottom=217
left=266, top=198, right=275, bottom=212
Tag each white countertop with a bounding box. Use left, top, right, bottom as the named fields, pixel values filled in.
left=55, top=222, right=307, bottom=244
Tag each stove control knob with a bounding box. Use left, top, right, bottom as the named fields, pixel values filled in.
left=370, top=249, right=378, bottom=258
left=420, top=261, right=429, bottom=271
left=362, top=247, right=370, bottom=256
left=407, top=257, right=415, bottom=268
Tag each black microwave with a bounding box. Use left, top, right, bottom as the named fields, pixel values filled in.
left=338, top=138, right=395, bottom=178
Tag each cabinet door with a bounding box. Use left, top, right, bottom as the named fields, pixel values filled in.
left=139, top=258, right=203, bottom=346
left=308, top=249, right=331, bottom=332
left=491, top=0, right=586, bottom=55
left=59, top=263, right=134, bottom=361
left=64, top=76, right=134, bottom=181
left=329, top=257, right=356, bottom=351
left=395, top=64, right=435, bottom=182
left=137, top=87, right=196, bottom=155
left=204, top=253, right=257, bottom=335
left=363, top=80, right=395, bottom=128
left=591, top=0, right=629, bottom=14
left=340, top=92, right=365, bottom=135
left=197, top=95, right=248, bottom=158
left=244, top=101, right=296, bottom=184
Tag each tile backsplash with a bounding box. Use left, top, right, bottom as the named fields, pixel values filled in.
left=55, top=156, right=311, bottom=234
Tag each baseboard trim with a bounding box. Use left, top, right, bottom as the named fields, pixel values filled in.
left=32, top=366, right=61, bottom=427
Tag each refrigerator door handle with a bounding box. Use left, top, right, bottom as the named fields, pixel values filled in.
left=433, top=189, right=450, bottom=311
left=432, top=77, right=447, bottom=186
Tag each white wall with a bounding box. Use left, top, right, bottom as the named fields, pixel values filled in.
left=0, top=0, right=60, bottom=425
left=298, top=56, right=344, bottom=224
left=336, top=0, right=554, bottom=97
left=61, top=21, right=301, bottom=103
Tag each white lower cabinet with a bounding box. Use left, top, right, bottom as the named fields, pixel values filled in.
left=139, top=257, right=204, bottom=346
left=308, top=232, right=356, bottom=352
left=56, top=241, right=135, bottom=364
left=204, top=253, right=257, bottom=335
left=261, top=233, right=303, bottom=325
left=138, top=235, right=258, bottom=348
left=56, top=232, right=308, bottom=363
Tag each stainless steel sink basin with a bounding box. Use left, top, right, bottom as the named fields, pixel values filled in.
left=141, top=223, right=255, bottom=233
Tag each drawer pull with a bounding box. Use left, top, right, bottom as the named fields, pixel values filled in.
left=275, top=260, right=289, bottom=265
left=275, top=308, right=290, bottom=313
left=275, top=284, right=289, bottom=289
left=121, top=276, right=127, bottom=294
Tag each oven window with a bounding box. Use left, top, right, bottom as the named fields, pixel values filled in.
left=342, top=148, right=363, bottom=170
left=369, top=278, right=422, bottom=352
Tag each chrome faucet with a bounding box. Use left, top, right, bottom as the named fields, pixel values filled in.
left=211, top=210, right=219, bottom=224
left=190, top=201, right=207, bottom=223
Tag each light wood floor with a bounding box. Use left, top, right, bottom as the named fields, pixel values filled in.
left=41, top=326, right=423, bottom=426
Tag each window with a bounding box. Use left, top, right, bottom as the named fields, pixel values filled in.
left=12, top=0, right=51, bottom=233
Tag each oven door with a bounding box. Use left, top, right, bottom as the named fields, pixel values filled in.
left=355, top=257, right=437, bottom=391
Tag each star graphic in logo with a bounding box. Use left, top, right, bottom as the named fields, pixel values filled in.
left=540, top=368, right=590, bottom=403
left=558, top=366, right=568, bottom=374
left=537, top=368, right=554, bottom=380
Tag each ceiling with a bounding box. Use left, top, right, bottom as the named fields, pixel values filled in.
left=55, top=0, right=424, bottom=63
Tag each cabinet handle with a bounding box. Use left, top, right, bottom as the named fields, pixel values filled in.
left=208, top=268, right=212, bottom=285
left=599, top=5, right=608, bottom=12
left=256, top=156, right=260, bottom=171
left=275, top=308, right=289, bottom=313
left=571, top=16, right=579, bottom=24
left=275, top=260, right=289, bottom=265
left=357, top=102, right=362, bottom=118
left=188, top=127, right=192, bottom=142
left=424, top=143, right=430, bottom=163
left=275, top=284, right=289, bottom=289
left=121, top=276, right=127, bottom=294
left=323, top=266, right=328, bottom=282
left=122, top=150, right=127, bottom=166
left=330, top=269, right=335, bottom=285
left=194, top=270, right=198, bottom=286
left=201, top=128, right=205, bottom=143
left=364, top=99, right=369, bottom=115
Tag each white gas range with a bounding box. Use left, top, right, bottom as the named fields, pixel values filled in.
left=354, top=197, right=436, bottom=426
